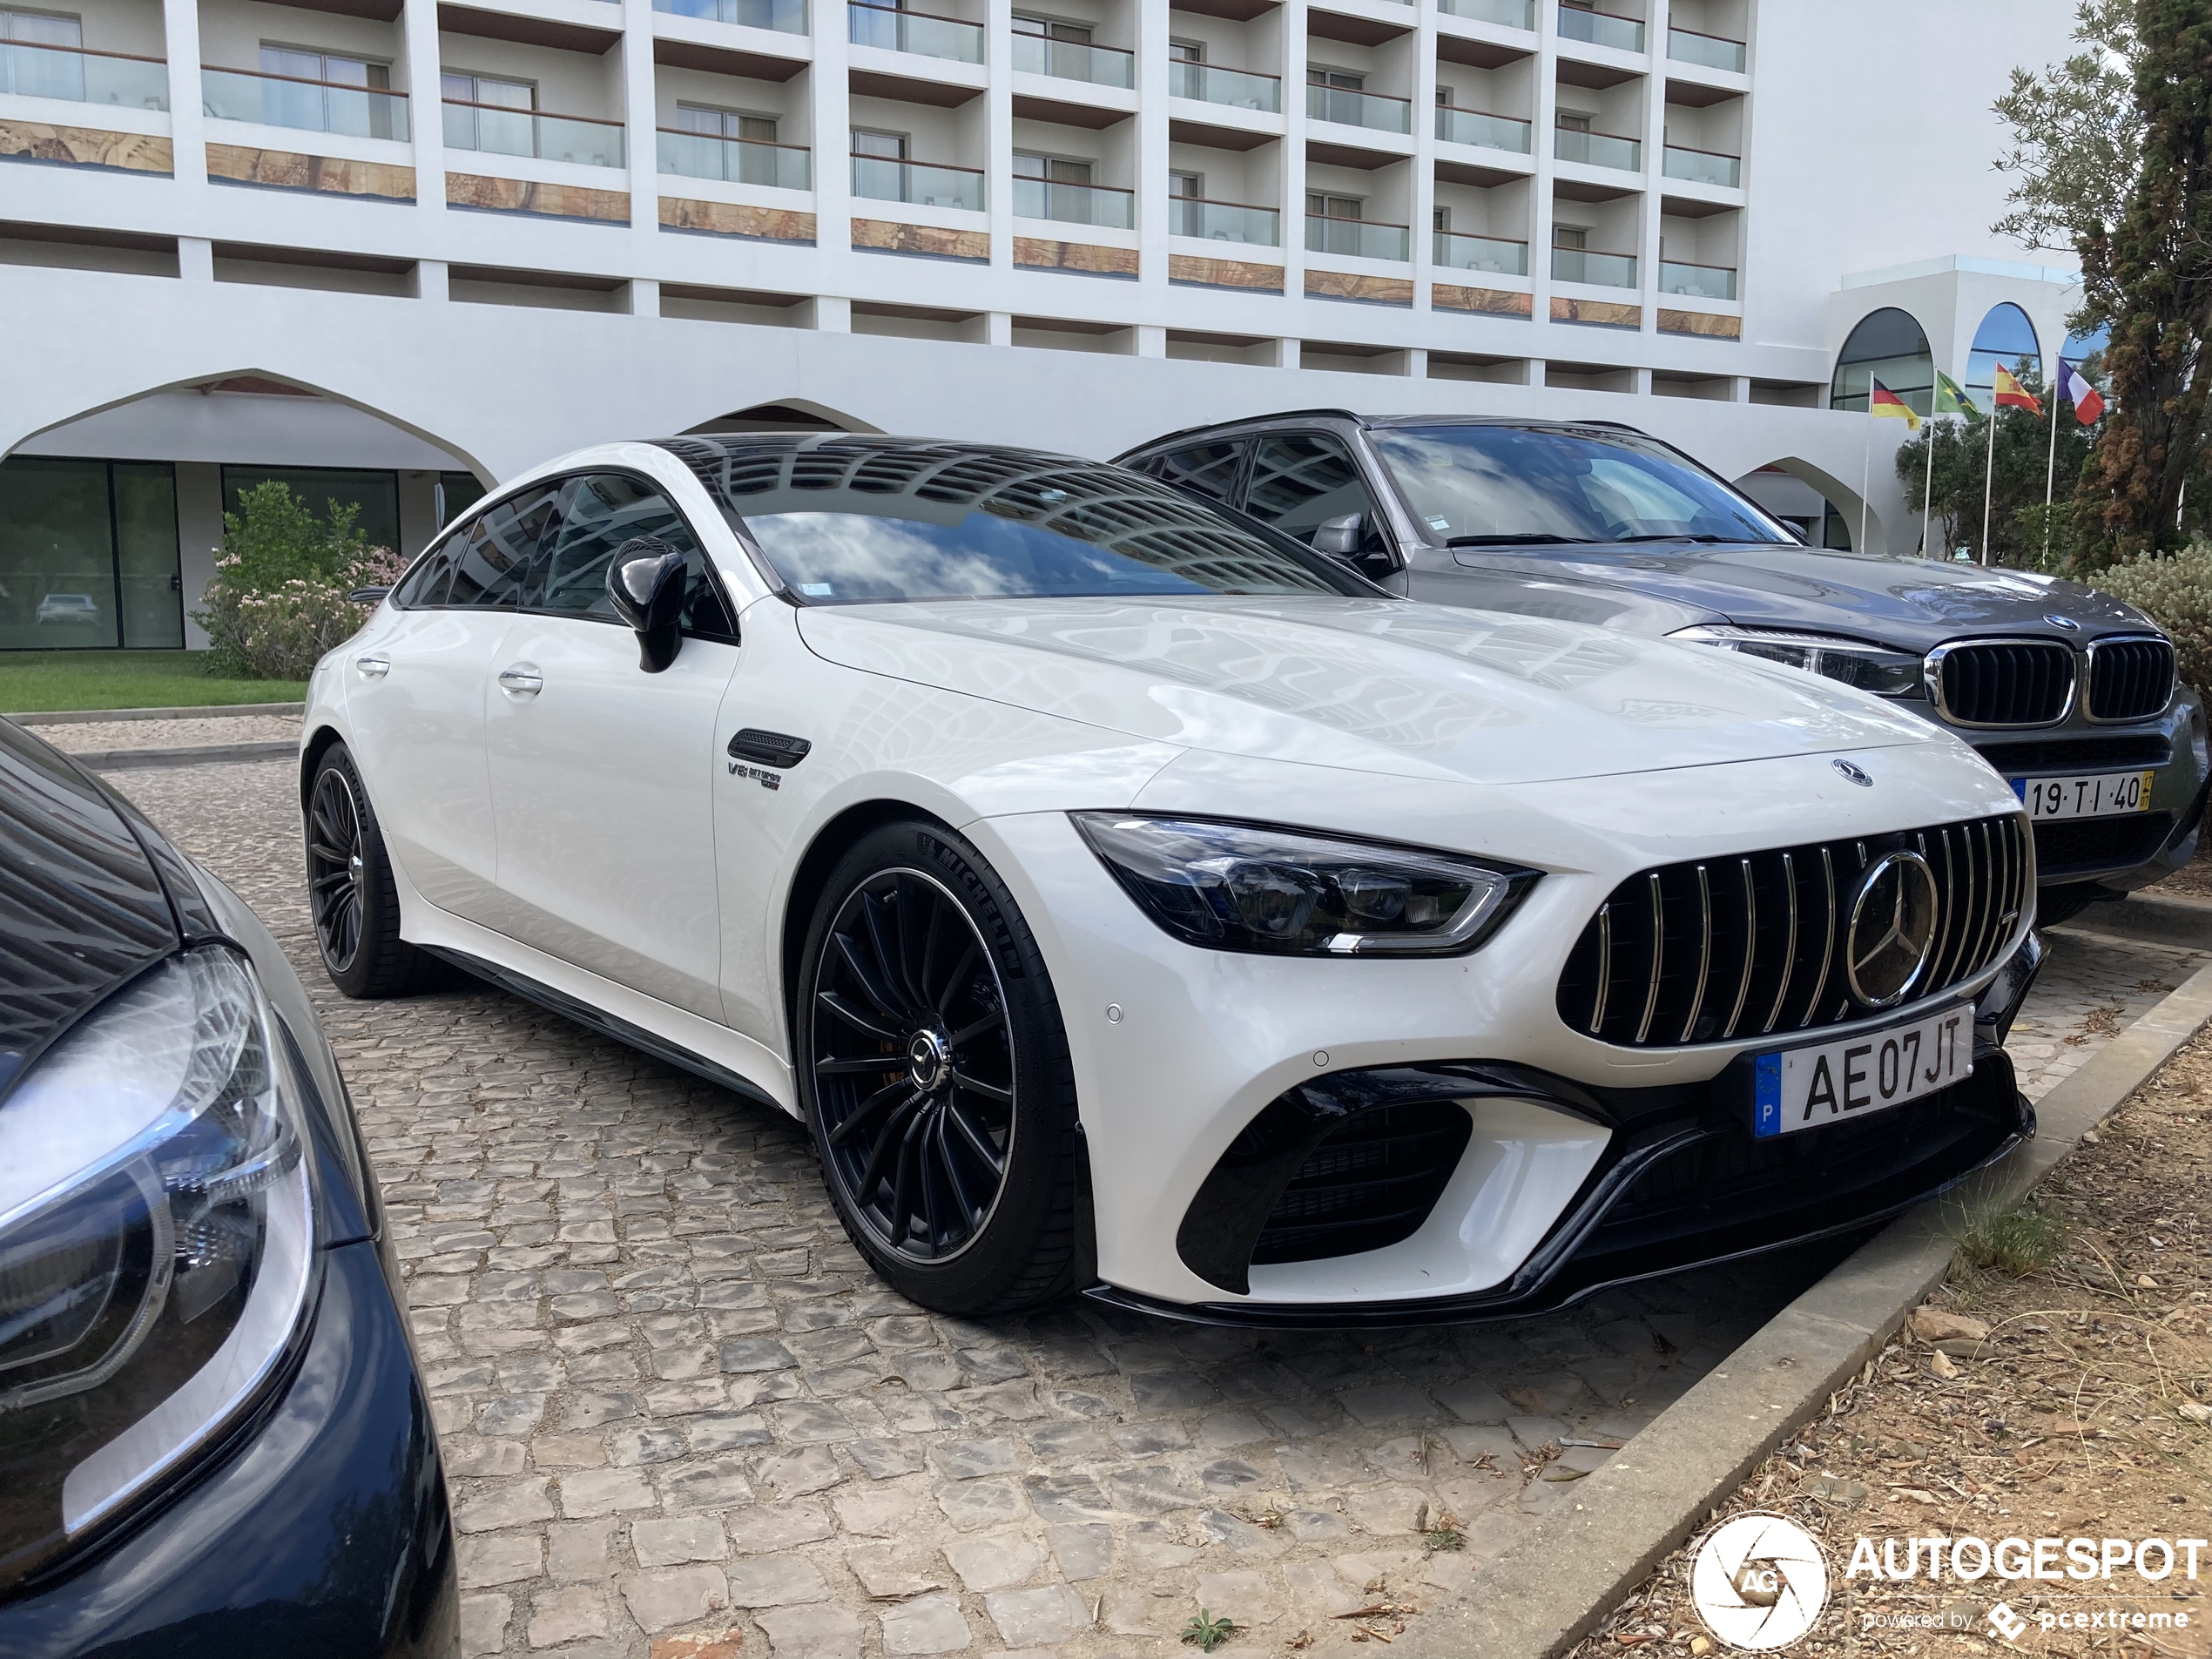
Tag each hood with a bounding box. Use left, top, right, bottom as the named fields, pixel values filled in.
left=795, top=596, right=1949, bottom=787
left=0, top=720, right=195, bottom=1099
left=1455, top=543, right=2159, bottom=648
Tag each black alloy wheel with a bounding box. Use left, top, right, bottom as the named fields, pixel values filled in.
left=811, top=868, right=1016, bottom=1261
left=307, top=765, right=367, bottom=974
left=304, top=741, right=450, bottom=999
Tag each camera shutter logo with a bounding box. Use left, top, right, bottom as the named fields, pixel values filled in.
left=1844, top=850, right=1940, bottom=1008
left=1689, top=1514, right=1829, bottom=1651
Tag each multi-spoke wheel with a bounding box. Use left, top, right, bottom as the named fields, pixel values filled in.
left=799, top=822, right=1088, bottom=1313
left=307, top=765, right=366, bottom=974
left=304, top=742, right=443, bottom=999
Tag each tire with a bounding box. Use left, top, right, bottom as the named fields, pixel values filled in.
left=305, top=742, right=446, bottom=999
left=2033, top=882, right=2110, bottom=929
left=795, top=819, right=1088, bottom=1315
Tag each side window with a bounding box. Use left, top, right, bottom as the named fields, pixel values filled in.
left=448, top=484, right=559, bottom=607
left=1150, top=441, right=1244, bottom=503
left=539, top=473, right=734, bottom=637
left=391, top=534, right=458, bottom=608
left=1242, top=434, right=1386, bottom=554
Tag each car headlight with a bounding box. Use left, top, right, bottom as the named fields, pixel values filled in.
left=1670, top=624, right=1925, bottom=698
left=1072, top=813, right=1537, bottom=956
left=0, top=948, right=315, bottom=1592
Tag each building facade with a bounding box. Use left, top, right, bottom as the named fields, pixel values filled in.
left=0, top=0, right=2081, bottom=649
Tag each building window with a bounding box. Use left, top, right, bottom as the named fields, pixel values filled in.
left=677, top=103, right=778, bottom=144
left=1169, top=169, right=1202, bottom=198
left=852, top=126, right=907, bottom=159
left=1015, top=150, right=1092, bottom=184
left=1307, top=191, right=1362, bottom=219
left=1307, top=65, right=1363, bottom=90
left=1553, top=223, right=1588, bottom=248
left=1555, top=108, right=1592, bottom=132
left=442, top=70, right=533, bottom=152
left=1830, top=306, right=1934, bottom=415
left=2, top=8, right=84, bottom=100
left=1013, top=13, right=1090, bottom=41
left=1433, top=205, right=1450, bottom=232
left=1169, top=37, right=1203, bottom=60
left=221, top=466, right=403, bottom=556
left=261, top=44, right=399, bottom=138
left=1435, top=83, right=1454, bottom=106
left=0, top=458, right=181, bottom=651
left=1966, top=301, right=2043, bottom=408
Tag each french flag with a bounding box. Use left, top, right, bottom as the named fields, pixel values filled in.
left=2060, top=360, right=2107, bottom=424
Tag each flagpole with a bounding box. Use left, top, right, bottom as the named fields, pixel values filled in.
left=1861, top=407, right=1871, bottom=553
left=1922, top=410, right=1939, bottom=557
left=2044, top=359, right=2061, bottom=566
left=1979, top=401, right=1996, bottom=566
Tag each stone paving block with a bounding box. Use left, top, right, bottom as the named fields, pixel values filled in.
left=984, top=1584, right=1093, bottom=1647
left=459, top=1531, right=544, bottom=1589
left=459, top=1592, right=511, bottom=1657
left=929, top=1437, right=1021, bottom=1480
left=446, top=1438, right=530, bottom=1479
left=622, top=1565, right=733, bottom=1633
left=754, top=1445, right=844, bottom=1499
left=1047, top=1521, right=1114, bottom=1581
left=455, top=1478, right=556, bottom=1534
left=1505, top=1413, right=1571, bottom=1452
left=1343, top=1485, right=1430, bottom=1535
left=758, top=1603, right=863, bottom=1659
left=559, top=1467, right=658, bottom=1518
left=547, top=1518, right=622, bottom=1582
left=1128, top=1372, right=1223, bottom=1412
left=1433, top=1382, right=1513, bottom=1425
left=662, top=1458, right=757, bottom=1511
left=728, top=1501, right=836, bottom=1554
left=934, top=1476, right=1029, bottom=1531
left=633, top=1514, right=729, bottom=1567
left=528, top=1583, right=610, bottom=1648
left=1196, top=1569, right=1280, bottom=1625
left=830, top=1477, right=931, bottom=1537
left=1335, top=1385, right=1435, bottom=1427
left=945, top=1529, right=1049, bottom=1591
left=845, top=1545, right=946, bottom=1599
left=881, top=1593, right=974, bottom=1656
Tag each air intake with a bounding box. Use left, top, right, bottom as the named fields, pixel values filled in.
left=1932, top=641, right=2074, bottom=727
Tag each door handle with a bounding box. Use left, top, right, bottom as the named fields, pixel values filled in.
left=354, top=654, right=389, bottom=680
left=497, top=664, right=544, bottom=698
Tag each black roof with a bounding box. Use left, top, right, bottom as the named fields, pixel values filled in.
left=1113, top=410, right=1649, bottom=462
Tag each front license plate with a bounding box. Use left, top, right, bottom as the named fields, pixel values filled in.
left=1751, top=1004, right=1973, bottom=1139
left=2010, top=769, right=2156, bottom=820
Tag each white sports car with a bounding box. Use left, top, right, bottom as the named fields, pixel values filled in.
left=301, top=436, right=2040, bottom=1324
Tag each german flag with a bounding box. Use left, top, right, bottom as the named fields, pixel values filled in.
left=1993, top=363, right=2044, bottom=415
left=1869, top=379, right=1921, bottom=431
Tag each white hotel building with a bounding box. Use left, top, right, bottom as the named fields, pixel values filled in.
left=0, top=0, right=2083, bottom=650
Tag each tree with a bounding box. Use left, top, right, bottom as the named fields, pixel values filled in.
left=1993, top=0, right=2212, bottom=563
left=1892, top=363, right=2099, bottom=565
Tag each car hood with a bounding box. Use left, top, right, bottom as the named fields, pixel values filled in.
left=1458, top=543, right=2158, bottom=647
left=794, top=595, right=1951, bottom=787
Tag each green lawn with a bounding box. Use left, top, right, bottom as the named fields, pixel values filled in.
left=0, top=651, right=307, bottom=714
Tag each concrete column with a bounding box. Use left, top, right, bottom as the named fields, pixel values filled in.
left=178, top=236, right=213, bottom=280
left=1135, top=0, right=1170, bottom=298
left=1729, top=374, right=1752, bottom=401
left=400, top=0, right=446, bottom=216
left=986, top=312, right=1014, bottom=347
left=808, top=294, right=853, bottom=331
left=1272, top=338, right=1300, bottom=369
left=986, top=0, right=1012, bottom=272
left=626, top=277, right=661, bottom=315
left=1629, top=364, right=1652, bottom=395
left=1134, top=323, right=1166, bottom=357
left=161, top=0, right=206, bottom=189
left=1279, top=0, right=1308, bottom=312
left=1640, top=0, right=1668, bottom=338
left=622, top=0, right=658, bottom=260
left=411, top=259, right=449, bottom=300
left=175, top=461, right=224, bottom=649
left=1408, top=0, right=1437, bottom=323
left=1404, top=346, right=1427, bottom=379
left=810, top=0, right=853, bottom=257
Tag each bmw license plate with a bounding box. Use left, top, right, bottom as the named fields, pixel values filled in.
left=2011, top=769, right=2156, bottom=820
left=1750, top=1003, right=1973, bottom=1139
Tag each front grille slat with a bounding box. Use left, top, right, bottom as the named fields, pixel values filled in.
left=1934, top=640, right=2075, bottom=726
left=1559, top=813, right=2026, bottom=1050
left=2087, top=637, right=2175, bottom=722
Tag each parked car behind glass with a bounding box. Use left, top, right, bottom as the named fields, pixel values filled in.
left=1118, top=411, right=2210, bottom=924
left=0, top=719, right=456, bottom=1657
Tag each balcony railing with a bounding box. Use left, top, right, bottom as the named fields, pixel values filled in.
left=1437, top=0, right=1534, bottom=25
left=847, top=2, right=983, bottom=63
left=1166, top=59, right=1279, bottom=112
left=658, top=128, right=811, bottom=188
left=443, top=99, right=622, bottom=166
left=1171, top=196, right=1279, bottom=246
left=1666, top=24, right=1744, bottom=71
left=851, top=152, right=984, bottom=209
left=1014, top=175, right=1133, bottom=227
left=1305, top=83, right=1411, bottom=134
left=1305, top=212, right=1408, bottom=262
left=1435, top=104, right=1530, bottom=153
left=1662, top=142, right=1738, bottom=187
left=1554, top=125, right=1640, bottom=170
left=1, top=37, right=167, bottom=109
left=203, top=65, right=408, bottom=139
left=1434, top=229, right=1527, bottom=275
left=1011, top=33, right=1132, bottom=87
left=1557, top=6, right=1644, bottom=52
left=1552, top=246, right=1636, bottom=287
left=652, top=0, right=808, bottom=30
left=1658, top=259, right=1735, bottom=300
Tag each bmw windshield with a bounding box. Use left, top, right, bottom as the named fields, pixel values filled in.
left=1370, top=424, right=1798, bottom=549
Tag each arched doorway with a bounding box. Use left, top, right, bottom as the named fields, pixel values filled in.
left=1830, top=307, right=1934, bottom=417
left=681, top=400, right=882, bottom=435
left=1966, top=302, right=2041, bottom=408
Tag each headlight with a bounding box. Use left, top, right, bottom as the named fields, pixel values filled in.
left=0, top=948, right=315, bottom=1591
left=1071, top=814, right=1537, bottom=955
left=1670, top=624, right=1925, bottom=698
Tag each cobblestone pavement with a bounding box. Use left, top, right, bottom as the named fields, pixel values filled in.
left=103, top=753, right=2203, bottom=1659
left=39, top=712, right=303, bottom=752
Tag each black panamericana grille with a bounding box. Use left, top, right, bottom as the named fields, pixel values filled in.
left=2034, top=813, right=2175, bottom=878
left=2087, top=637, right=2176, bottom=722
left=1976, top=732, right=2172, bottom=773
left=1934, top=641, right=2075, bottom=726
left=1557, top=814, right=2032, bottom=1049
left=1250, top=1102, right=1474, bottom=1265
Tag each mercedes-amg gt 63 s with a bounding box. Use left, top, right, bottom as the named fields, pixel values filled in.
left=303, top=435, right=2041, bottom=1325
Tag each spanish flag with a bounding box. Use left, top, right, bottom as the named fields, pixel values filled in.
left=1992, top=363, right=2044, bottom=415
left=1869, top=378, right=1921, bottom=431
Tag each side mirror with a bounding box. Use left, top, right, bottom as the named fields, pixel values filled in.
left=1312, top=512, right=1364, bottom=557
left=607, top=536, right=687, bottom=673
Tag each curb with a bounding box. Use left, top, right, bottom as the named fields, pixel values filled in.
left=75, top=742, right=297, bottom=772
left=5, top=702, right=305, bottom=725
left=1396, top=952, right=2212, bottom=1659
left=2053, top=890, right=2212, bottom=954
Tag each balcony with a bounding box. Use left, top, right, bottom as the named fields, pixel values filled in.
left=443, top=100, right=622, bottom=167
left=1435, top=104, right=1529, bottom=153
left=847, top=2, right=983, bottom=64
left=1167, top=59, right=1278, bottom=111
left=1658, top=258, right=1735, bottom=300
left=1014, top=176, right=1132, bottom=228
left=1557, top=7, right=1643, bottom=52
left=852, top=152, right=983, bottom=209
left=1552, top=246, right=1635, bottom=287
left=1011, top=33, right=1132, bottom=87
left=1662, top=142, right=1738, bottom=187
left=1434, top=229, right=1527, bottom=275
left=1554, top=125, right=1640, bottom=171
left=653, top=0, right=808, bottom=29
left=1172, top=196, right=1278, bottom=246
left=1306, top=212, right=1408, bottom=261
left=204, top=65, right=408, bottom=139
left=1, top=37, right=166, bottom=109
left=1437, top=0, right=1534, bottom=25
left=1666, top=24, right=1744, bottom=71
left=659, top=128, right=810, bottom=187
left=1305, top=84, right=1411, bottom=135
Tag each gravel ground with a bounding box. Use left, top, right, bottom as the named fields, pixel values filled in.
left=98, top=756, right=2206, bottom=1659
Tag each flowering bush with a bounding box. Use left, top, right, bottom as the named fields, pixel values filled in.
left=194, top=545, right=410, bottom=681
left=2084, top=539, right=2212, bottom=698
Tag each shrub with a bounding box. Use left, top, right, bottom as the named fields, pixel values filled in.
left=2081, top=538, right=2212, bottom=698
left=219, top=480, right=373, bottom=588
left=192, top=482, right=406, bottom=680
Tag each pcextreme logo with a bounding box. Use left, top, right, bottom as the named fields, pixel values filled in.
left=1690, top=1514, right=1831, bottom=1651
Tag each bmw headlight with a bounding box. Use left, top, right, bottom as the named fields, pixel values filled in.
left=0, top=948, right=315, bottom=1592
left=1670, top=625, right=1925, bottom=698
left=1072, top=814, right=1537, bottom=955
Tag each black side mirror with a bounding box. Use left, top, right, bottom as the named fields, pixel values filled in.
left=1312, top=512, right=1364, bottom=556
left=607, top=536, right=687, bottom=673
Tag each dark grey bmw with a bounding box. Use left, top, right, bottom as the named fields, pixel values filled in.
left=1118, top=411, right=2209, bottom=924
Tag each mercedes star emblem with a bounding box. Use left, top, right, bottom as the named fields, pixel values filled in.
left=1844, top=850, right=1941, bottom=1008
left=1831, top=759, right=1873, bottom=787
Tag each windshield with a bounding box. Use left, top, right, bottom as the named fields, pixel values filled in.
left=668, top=439, right=1366, bottom=605
left=1371, top=425, right=1796, bottom=548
